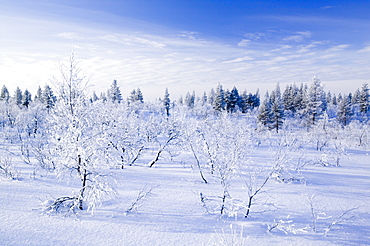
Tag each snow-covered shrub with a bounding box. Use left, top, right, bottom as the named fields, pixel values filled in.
left=0, top=156, right=20, bottom=180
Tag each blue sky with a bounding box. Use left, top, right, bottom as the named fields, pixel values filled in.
left=1, top=0, right=370, bottom=100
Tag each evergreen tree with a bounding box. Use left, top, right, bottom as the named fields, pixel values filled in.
left=185, top=91, right=195, bottom=108
left=129, top=89, right=137, bottom=104
left=43, top=85, right=56, bottom=111
left=100, top=91, right=107, bottom=102
left=257, top=92, right=271, bottom=127
left=108, top=80, right=122, bottom=103
left=0, top=85, right=10, bottom=102
left=253, top=89, right=260, bottom=108
left=337, top=93, right=343, bottom=104
left=163, top=88, right=171, bottom=117
left=35, top=86, right=43, bottom=102
left=208, top=88, right=216, bottom=105
left=352, top=88, right=361, bottom=105
left=295, top=83, right=308, bottom=114
left=201, top=91, right=207, bottom=106
left=332, top=94, right=338, bottom=105
left=359, top=83, right=369, bottom=114
left=226, top=86, right=239, bottom=113
left=213, top=83, right=225, bottom=111
left=269, top=83, right=284, bottom=132
left=22, top=89, right=32, bottom=108
left=178, top=95, right=184, bottom=105
left=91, top=91, right=99, bottom=102
left=305, top=76, right=326, bottom=125
left=326, top=91, right=332, bottom=105
left=337, top=94, right=353, bottom=126
left=14, top=87, right=23, bottom=105
left=136, top=88, right=144, bottom=103
left=129, top=88, right=144, bottom=104
left=238, top=90, right=248, bottom=113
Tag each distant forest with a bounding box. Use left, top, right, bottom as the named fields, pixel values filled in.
left=1, top=73, right=369, bottom=131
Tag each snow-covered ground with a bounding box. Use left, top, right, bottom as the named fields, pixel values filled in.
left=1, top=138, right=369, bottom=246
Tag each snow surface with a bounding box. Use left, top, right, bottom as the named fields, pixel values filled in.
left=1, top=140, right=370, bottom=246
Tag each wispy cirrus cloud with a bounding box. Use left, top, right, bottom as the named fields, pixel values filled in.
left=357, top=45, right=370, bottom=53
left=283, top=31, right=311, bottom=42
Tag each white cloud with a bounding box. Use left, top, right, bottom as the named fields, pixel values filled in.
left=56, top=32, right=85, bottom=40
left=271, top=45, right=292, bottom=52
left=283, top=31, right=311, bottom=42
left=326, top=44, right=350, bottom=52
left=358, top=45, right=370, bottom=53
left=321, top=6, right=334, bottom=10
left=237, top=39, right=251, bottom=47
left=223, top=56, right=254, bottom=63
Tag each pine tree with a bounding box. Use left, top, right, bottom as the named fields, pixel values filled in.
left=337, top=94, right=353, bottom=126
left=163, top=88, right=171, bottom=117
left=0, top=85, right=10, bottom=102
left=326, top=91, right=332, bottom=105
left=208, top=88, right=216, bottom=105
left=269, top=83, right=284, bottom=132
left=129, top=89, right=137, bottom=104
left=185, top=91, right=195, bottom=108
left=178, top=95, right=184, bottom=105
left=257, top=92, right=272, bottom=127
left=100, top=91, right=107, bottom=102
left=91, top=91, right=99, bottom=102
left=253, top=89, right=260, bottom=108
left=108, top=80, right=122, bottom=103
left=226, top=86, right=239, bottom=113
left=295, top=83, right=308, bottom=114
left=238, top=90, right=248, bottom=113
left=14, top=87, right=23, bottom=105
left=201, top=91, right=207, bottom=106
left=359, top=83, right=369, bottom=115
left=136, top=88, right=144, bottom=103
left=283, top=84, right=298, bottom=114
left=213, top=83, right=225, bottom=111
left=352, top=88, right=361, bottom=105
left=22, top=89, right=32, bottom=108
left=332, top=94, right=337, bottom=105
left=43, top=85, right=56, bottom=111
left=305, top=76, right=326, bottom=125
left=35, top=86, right=43, bottom=102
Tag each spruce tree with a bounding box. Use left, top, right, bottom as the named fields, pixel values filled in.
left=91, top=91, right=99, bottom=102
left=201, top=91, right=207, bottom=106
left=269, top=83, right=284, bottom=132
left=14, top=87, right=23, bottom=105
left=257, top=92, right=272, bottom=127
left=108, top=80, right=122, bottom=103
left=163, top=88, right=171, bottom=117
left=129, top=89, right=137, bottom=104
left=283, top=84, right=299, bottom=114
left=185, top=91, right=195, bottom=108
left=305, top=76, right=326, bottom=125
left=208, top=88, right=216, bottom=105
left=359, top=83, right=369, bottom=115
left=226, top=86, right=239, bottom=113
left=213, top=83, right=225, bottom=111
left=35, top=86, right=43, bottom=102
left=0, top=85, right=10, bottom=102
left=238, top=90, right=248, bottom=113
left=337, top=94, right=353, bottom=126
left=43, top=85, right=56, bottom=111
left=136, top=88, right=144, bottom=103
left=22, top=89, right=32, bottom=108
